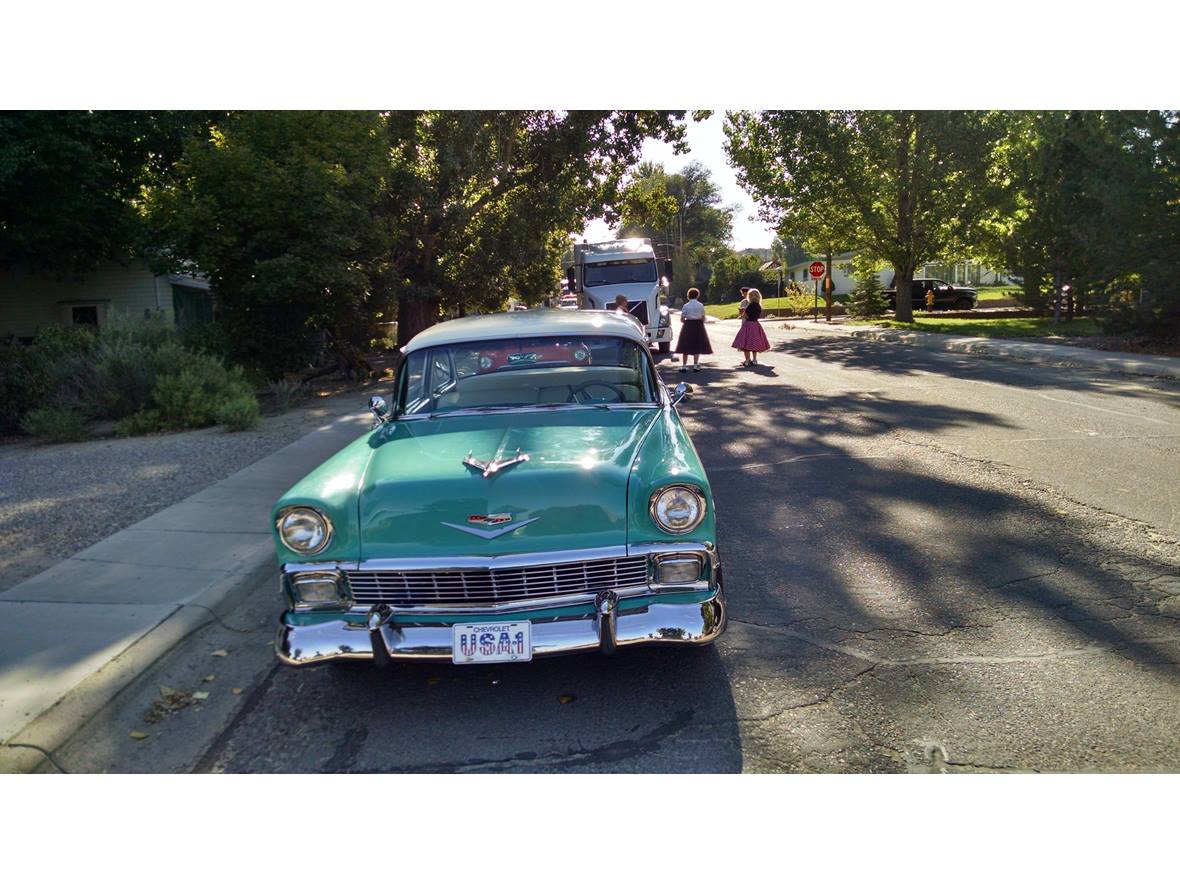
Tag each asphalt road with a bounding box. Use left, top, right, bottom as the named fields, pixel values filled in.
left=52, top=320, right=1180, bottom=772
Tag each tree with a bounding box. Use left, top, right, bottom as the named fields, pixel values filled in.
left=708, top=250, right=773, bottom=301
left=0, top=111, right=216, bottom=273
left=616, top=160, right=734, bottom=301
left=983, top=111, right=1180, bottom=337
left=846, top=266, right=888, bottom=318
left=147, top=111, right=394, bottom=377
left=725, top=111, right=1006, bottom=321
left=385, top=111, right=688, bottom=344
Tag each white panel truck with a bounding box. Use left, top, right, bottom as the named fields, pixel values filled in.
left=566, top=239, right=674, bottom=353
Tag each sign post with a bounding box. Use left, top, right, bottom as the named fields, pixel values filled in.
left=809, top=261, right=825, bottom=322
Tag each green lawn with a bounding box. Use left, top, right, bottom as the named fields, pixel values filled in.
left=704, top=297, right=792, bottom=319
left=974, top=285, right=1021, bottom=302
left=704, top=294, right=837, bottom=319
left=856, top=316, right=1102, bottom=338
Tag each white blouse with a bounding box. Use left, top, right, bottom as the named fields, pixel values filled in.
left=680, top=300, right=705, bottom=320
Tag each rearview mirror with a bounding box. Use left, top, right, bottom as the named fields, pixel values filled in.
left=671, top=382, right=692, bottom=406
left=566, top=266, right=577, bottom=293
left=662, top=259, right=674, bottom=282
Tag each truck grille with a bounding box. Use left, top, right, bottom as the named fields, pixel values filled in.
left=627, top=302, right=649, bottom=325
left=346, top=555, right=649, bottom=608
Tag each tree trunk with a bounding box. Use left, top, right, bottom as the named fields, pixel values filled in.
left=397, top=296, right=440, bottom=347
left=894, top=266, right=916, bottom=323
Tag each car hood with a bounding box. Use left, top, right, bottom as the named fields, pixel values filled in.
left=357, top=408, right=661, bottom=559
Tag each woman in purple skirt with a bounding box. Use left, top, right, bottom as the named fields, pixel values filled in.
left=731, top=288, right=770, bottom=367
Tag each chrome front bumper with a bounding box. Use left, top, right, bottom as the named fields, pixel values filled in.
left=276, top=589, right=726, bottom=667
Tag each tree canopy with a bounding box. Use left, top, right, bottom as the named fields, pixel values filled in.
left=0, top=111, right=215, bottom=273
left=387, top=111, right=688, bottom=343
left=147, top=111, right=394, bottom=377
left=615, top=160, right=734, bottom=300
left=725, top=110, right=1007, bottom=320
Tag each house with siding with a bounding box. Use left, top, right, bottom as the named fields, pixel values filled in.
left=784, top=253, right=1012, bottom=297
left=0, top=260, right=212, bottom=342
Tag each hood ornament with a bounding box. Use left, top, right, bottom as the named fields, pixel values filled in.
left=463, top=448, right=530, bottom=478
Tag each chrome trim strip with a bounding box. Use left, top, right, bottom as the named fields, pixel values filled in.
left=395, top=403, right=661, bottom=422
left=439, top=517, right=540, bottom=539
left=281, top=560, right=359, bottom=573
left=352, top=546, right=630, bottom=572
left=344, top=584, right=654, bottom=616
left=628, top=540, right=715, bottom=557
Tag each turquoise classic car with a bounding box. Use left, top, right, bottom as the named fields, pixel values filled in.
left=271, top=309, right=725, bottom=668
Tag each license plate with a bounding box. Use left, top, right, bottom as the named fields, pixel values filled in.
left=452, top=621, right=532, bottom=664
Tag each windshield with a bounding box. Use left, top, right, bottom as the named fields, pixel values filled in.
left=584, top=259, right=657, bottom=287
left=397, top=335, right=658, bottom=416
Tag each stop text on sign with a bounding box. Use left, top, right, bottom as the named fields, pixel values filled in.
left=809, top=262, right=825, bottom=279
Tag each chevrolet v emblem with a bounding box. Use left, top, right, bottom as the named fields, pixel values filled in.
left=440, top=517, right=539, bottom=539
left=463, top=448, right=530, bottom=478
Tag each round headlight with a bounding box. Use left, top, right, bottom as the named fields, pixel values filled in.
left=649, top=485, right=706, bottom=534
left=277, top=507, right=333, bottom=554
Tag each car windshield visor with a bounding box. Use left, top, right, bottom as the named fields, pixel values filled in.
left=399, top=335, right=658, bottom=415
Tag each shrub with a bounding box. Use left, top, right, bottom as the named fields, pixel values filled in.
left=0, top=343, right=37, bottom=435
left=181, top=320, right=232, bottom=360
left=267, top=377, right=306, bottom=413
left=6, top=317, right=263, bottom=438
left=79, top=336, right=159, bottom=418
left=115, top=409, right=166, bottom=437
left=215, top=392, right=261, bottom=431
left=847, top=271, right=889, bottom=318
left=19, top=407, right=90, bottom=442
left=151, top=357, right=252, bottom=429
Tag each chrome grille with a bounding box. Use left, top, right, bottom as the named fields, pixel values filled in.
left=346, top=555, right=649, bottom=608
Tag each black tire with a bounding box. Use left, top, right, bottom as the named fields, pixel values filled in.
left=954, top=298, right=973, bottom=311
left=658, top=341, right=671, bottom=354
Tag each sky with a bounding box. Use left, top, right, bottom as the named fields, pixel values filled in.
left=581, top=111, right=777, bottom=252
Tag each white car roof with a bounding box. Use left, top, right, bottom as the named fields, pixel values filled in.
left=402, top=308, right=649, bottom=355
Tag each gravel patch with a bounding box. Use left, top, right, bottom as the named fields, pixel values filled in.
left=0, top=383, right=385, bottom=592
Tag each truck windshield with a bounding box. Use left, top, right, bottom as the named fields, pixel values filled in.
left=398, top=336, right=658, bottom=416
left=584, top=259, right=657, bottom=286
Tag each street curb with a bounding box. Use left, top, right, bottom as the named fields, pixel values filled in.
left=779, top=322, right=1180, bottom=381
left=0, top=545, right=277, bottom=774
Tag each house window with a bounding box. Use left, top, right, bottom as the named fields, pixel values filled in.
left=172, top=285, right=214, bottom=328
left=71, top=305, right=99, bottom=326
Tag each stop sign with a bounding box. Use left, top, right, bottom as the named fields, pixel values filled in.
left=809, top=261, right=826, bottom=279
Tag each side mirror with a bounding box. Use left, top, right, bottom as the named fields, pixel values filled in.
left=369, top=395, right=390, bottom=427
left=566, top=266, right=577, bottom=293
left=671, top=382, right=693, bottom=406
left=662, top=259, right=674, bottom=282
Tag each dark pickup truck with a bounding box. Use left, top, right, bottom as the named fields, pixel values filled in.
left=885, top=278, right=978, bottom=311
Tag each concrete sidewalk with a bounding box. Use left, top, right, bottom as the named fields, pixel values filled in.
left=779, top=320, right=1180, bottom=381
left=0, top=409, right=370, bottom=772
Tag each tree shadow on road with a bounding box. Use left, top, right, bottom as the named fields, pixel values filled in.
left=773, top=336, right=1180, bottom=409
left=677, top=374, right=1180, bottom=678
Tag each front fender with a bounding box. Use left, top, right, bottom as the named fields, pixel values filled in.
left=271, top=430, right=374, bottom=565
left=627, top=406, right=716, bottom=547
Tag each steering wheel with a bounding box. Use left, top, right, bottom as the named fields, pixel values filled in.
left=571, top=381, right=628, bottom=404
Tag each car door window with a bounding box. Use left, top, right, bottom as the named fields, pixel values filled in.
left=430, top=352, right=455, bottom=397
left=401, top=351, right=429, bottom=415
